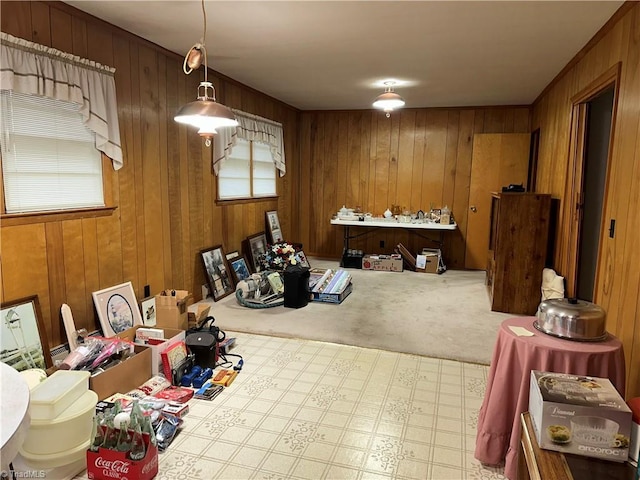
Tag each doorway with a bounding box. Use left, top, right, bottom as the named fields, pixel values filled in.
left=563, top=64, right=619, bottom=301
left=465, top=133, right=530, bottom=270
left=576, top=87, right=614, bottom=301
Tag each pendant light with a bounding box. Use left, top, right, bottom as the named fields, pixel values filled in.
left=372, top=81, right=405, bottom=118
left=174, top=0, right=238, bottom=146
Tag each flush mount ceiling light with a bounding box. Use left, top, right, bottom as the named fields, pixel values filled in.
left=174, top=0, right=238, bottom=146
left=372, top=81, right=406, bottom=118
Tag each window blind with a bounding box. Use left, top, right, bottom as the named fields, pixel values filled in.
left=0, top=91, right=104, bottom=213
left=218, top=139, right=276, bottom=200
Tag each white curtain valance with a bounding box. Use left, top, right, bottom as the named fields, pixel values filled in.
left=0, top=32, right=123, bottom=169
left=213, top=109, right=285, bottom=176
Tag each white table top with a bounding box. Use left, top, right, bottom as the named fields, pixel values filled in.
left=330, top=218, right=457, bottom=230
left=0, top=362, right=31, bottom=470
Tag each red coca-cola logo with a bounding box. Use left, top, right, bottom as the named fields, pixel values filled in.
left=141, top=454, right=158, bottom=474
left=94, top=457, right=131, bottom=474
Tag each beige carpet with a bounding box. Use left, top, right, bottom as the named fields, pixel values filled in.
left=200, top=258, right=513, bottom=365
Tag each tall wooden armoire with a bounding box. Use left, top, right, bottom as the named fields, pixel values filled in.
left=486, top=192, right=552, bottom=315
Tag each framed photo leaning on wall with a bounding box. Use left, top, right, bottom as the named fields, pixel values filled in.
left=92, top=281, right=143, bottom=337
left=139, top=296, right=156, bottom=326
left=1, top=295, right=52, bottom=371
left=229, top=256, right=252, bottom=284
left=247, top=232, right=268, bottom=273
left=200, top=245, right=235, bottom=301
left=265, top=210, right=284, bottom=244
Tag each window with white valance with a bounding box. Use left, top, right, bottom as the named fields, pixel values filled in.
left=0, top=32, right=123, bottom=169
left=0, top=33, right=122, bottom=214
left=213, top=109, right=285, bottom=177
left=214, top=110, right=285, bottom=201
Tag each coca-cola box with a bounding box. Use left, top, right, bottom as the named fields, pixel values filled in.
left=529, top=370, right=631, bottom=462
left=87, top=433, right=158, bottom=480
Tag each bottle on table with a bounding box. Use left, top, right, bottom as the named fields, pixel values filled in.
left=128, top=422, right=146, bottom=461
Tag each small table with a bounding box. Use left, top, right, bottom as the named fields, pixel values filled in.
left=330, top=218, right=457, bottom=265
left=518, top=412, right=636, bottom=480
left=474, top=317, right=626, bottom=480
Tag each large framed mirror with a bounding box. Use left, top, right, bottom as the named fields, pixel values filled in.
left=1, top=295, right=52, bottom=371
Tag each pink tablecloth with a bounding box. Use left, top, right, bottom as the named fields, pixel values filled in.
left=474, top=317, right=626, bottom=480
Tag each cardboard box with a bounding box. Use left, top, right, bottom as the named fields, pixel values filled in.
left=416, top=251, right=439, bottom=274
left=312, top=282, right=353, bottom=304
left=155, top=290, right=193, bottom=330
left=187, top=303, right=211, bottom=329
left=416, top=248, right=441, bottom=274
left=361, top=254, right=403, bottom=272
left=86, top=430, right=158, bottom=480
left=529, top=370, right=631, bottom=462
left=121, top=325, right=186, bottom=376
left=309, top=268, right=353, bottom=304
left=89, top=337, right=152, bottom=400
left=628, top=398, right=640, bottom=466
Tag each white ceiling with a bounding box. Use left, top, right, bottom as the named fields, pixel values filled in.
left=64, top=1, right=623, bottom=111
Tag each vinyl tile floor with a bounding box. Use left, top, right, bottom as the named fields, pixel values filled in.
left=77, top=332, right=506, bottom=480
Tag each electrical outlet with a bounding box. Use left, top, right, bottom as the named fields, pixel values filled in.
left=380, top=240, right=385, bottom=248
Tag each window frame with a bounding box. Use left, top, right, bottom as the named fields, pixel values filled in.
left=0, top=152, right=116, bottom=226
left=216, top=139, right=278, bottom=203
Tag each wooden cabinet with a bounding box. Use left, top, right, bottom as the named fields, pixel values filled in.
left=486, top=192, right=552, bottom=315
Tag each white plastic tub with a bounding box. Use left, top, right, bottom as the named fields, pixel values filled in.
left=19, top=440, right=90, bottom=469
left=21, top=389, right=97, bottom=455
left=30, top=370, right=90, bottom=420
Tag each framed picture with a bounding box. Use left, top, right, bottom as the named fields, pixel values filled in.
left=296, top=250, right=311, bottom=269
left=139, top=296, right=156, bottom=327
left=92, top=281, right=143, bottom=337
left=226, top=250, right=240, bottom=261
left=1, top=295, right=52, bottom=371
left=265, top=210, right=284, bottom=244
left=200, top=245, right=235, bottom=301
left=229, top=256, right=251, bottom=284
left=247, top=232, right=268, bottom=272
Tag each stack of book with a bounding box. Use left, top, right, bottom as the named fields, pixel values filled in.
left=309, top=268, right=353, bottom=304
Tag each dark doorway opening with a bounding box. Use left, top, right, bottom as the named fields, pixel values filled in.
left=576, top=86, right=614, bottom=302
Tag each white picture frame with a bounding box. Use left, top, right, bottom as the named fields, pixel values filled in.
left=139, top=296, right=157, bottom=327
left=266, top=210, right=284, bottom=244
left=92, top=281, right=143, bottom=337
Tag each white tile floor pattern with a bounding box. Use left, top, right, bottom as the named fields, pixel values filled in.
left=77, top=332, right=507, bottom=480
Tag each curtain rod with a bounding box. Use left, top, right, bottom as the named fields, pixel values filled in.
left=231, top=108, right=282, bottom=128
left=0, top=32, right=115, bottom=75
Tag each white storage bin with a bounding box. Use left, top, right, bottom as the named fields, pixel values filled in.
left=30, top=370, right=90, bottom=420
left=19, top=440, right=90, bottom=469
left=19, top=368, right=47, bottom=389
left=21, top=389, right=97, bottom=456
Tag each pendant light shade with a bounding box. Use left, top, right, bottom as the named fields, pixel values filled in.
left=174, top=81, right=238, bottom=143
left=373, top=82, right=405, bottom=117
left=174, top=0, right=238, bottom=146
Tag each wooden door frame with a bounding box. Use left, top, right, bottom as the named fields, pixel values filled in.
left=562, top=63, right=621, bottom=298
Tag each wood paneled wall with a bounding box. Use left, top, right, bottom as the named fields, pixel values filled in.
left=0, top=1, right=299, bottom=348
left=297, top=108, right=531, bottom=268
left=532, top=3, right=640, bottom=398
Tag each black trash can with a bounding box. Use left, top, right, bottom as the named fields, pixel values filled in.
left=283, top=264, right=310, bottom=309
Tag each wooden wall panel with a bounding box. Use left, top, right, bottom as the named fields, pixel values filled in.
left=3, top=1, right=636, bottom=401
left=61, top=220, right=87, bottom=332
left=532, top=3, right=640, bottom=398
left=0, top=1, right=299, bottom=350
left=0, top=224, right=50, bottom=340
left=299, top=107, right=531, bottom=266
